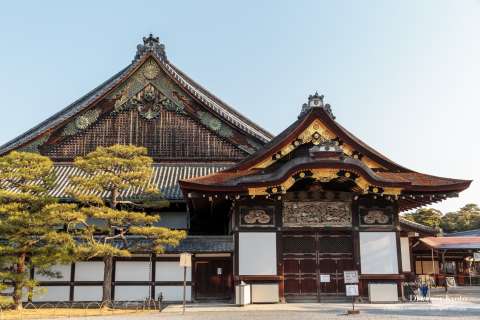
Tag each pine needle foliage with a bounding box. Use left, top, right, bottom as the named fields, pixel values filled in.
left=68, top=145, right=186, bottom=303
left=0, top=151, right=83, bottom=310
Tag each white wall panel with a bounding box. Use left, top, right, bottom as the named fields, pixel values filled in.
left=114, top=286, right=150, bottom=301
left=239, top=232, right=277, bottom=275
left=400, top=237, right=411, bottom=272
left=33, top=286, right=70, bottom=302
left=368, top=283, right=399, bottom=302
left=115, top=261, right=150, bottom=281
left=74, top=286, right=102, bottom=301
left=360, top=232, right=398, bottom=274
left=34, top=264, right=71, bottom=282
left=155, top=286, right=191, bottom=301
left=75, top=262, right=104, bottom=281
left=155, top=261, right=191, bottom=281
left=251, top=284, right=279, bottom=303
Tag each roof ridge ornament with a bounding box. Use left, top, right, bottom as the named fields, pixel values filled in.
left=134, top=34, right=168, bottom=62
left=299, top=91, right=335, bottom=120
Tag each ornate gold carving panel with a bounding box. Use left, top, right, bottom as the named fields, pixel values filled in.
left=283, top=201, right=352, bottom=227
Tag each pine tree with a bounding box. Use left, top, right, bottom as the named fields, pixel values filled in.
left=68, top=145, right=186, bottom=303
left=0, top=151, right=83, bottom=310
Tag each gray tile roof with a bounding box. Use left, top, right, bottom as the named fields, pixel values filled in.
left=167, top=236, right=233, bottom=253
left=49, top=162, right=232, bottom=200
left=116, top=235, right=234, bottom=253
left=445, top=229, right=480, bottom=237
left=399, top=217, right=437, bottom=234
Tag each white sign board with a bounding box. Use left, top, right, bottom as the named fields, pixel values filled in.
left=320, top=274, right=331, bottom=283
left=344, top=270, right=359, bottom=284
left=179, top=253, right=192, bottom=268
left=345, top=284, right=359, bottom=296
left=474, top=252, right=480, bottom=261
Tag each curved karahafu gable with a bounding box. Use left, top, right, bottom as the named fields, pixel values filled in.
left=0, top=35, right=273, bottom=160
left=179, top=93, right=472, bottom=212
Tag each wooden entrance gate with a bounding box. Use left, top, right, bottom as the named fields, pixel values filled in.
left=282, top=232, right=354, bottom=301
left=194, top=258, right=233, bottom=300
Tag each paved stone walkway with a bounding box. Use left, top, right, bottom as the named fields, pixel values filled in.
left=65, top=287, right=480, bottom=320
left=67, top=298, right=480, bottom=320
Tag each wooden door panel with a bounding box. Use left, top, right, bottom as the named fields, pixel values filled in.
left=319, top=281, right=337, bottom=294
left=285, top=278, right=300, bottom=294
left=318, top=259, right=336, bottom=273
left=282, top=232, right=354, bottom=299
left=299, top=259, right=316, bottom=274
left=300, top=278, right=317, bottom=293
left=195, top=259, right=232, bottom=300
left=284, top=259, right=300, bottom=274
left=337, top=258, right=354, bottom=270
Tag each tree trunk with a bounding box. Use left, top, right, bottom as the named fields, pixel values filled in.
left=13, top=253, right=26, bottom=310
left=102, top=256, right=113, bottom=304
left=101, top=188, right=117, bottom=304
left=111, top=188, right=118, bottom=209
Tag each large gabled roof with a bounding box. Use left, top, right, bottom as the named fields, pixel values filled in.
left=0, top=34, right=273, bottom=156
left=180, top=94, right=471, bottom=211
left=226, top=98, right=409, bottom=172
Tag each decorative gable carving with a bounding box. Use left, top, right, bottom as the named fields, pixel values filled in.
left=36, top=58, right=259, bottom=160
left=283, top=201, right=352, bottom=227
left=114, top=84, right=185, bottom=120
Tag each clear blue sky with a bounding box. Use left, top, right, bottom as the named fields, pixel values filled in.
left=0, top=0, right=478, bottom=213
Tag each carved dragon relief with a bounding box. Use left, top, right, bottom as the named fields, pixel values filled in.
left=283, top=201, right=352, bottom=227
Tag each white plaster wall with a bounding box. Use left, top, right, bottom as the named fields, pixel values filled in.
left=34, top=264, right=71, bottom=282
left=360, top=232, right=398, bottom=274
left=155, top=261, right=191, bottom=281
left=114, top=286, right=150, bottom=301
left=155, top=286, right=191, bottom=301
left=75, top=262, right=104, bottom=281
left=400, top=237, right=411, bottom=272
left=368, top=283, right=399, bottom=302
left=239, top=232, right=277, bottom=275
left=74, top=286, right=103, bottom=301
left=251, top=284, right=279, bottom=303
left=115, top=261, right=150, bottom=281
left=32, top=286, right=70, bottom=302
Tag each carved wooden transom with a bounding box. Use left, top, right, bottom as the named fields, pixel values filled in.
left=283, top=201, right=352, bottom=227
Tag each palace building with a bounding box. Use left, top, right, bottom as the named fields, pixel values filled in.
left=0, top=35, right=471, bottom=303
